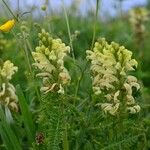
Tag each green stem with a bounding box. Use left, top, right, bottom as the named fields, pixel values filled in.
left=74, top=63, right=88, bottom=105
left=25, top=38, right=34, bottom=60
left=91, top=0, right=100, bottom=50
left=63, top=124, right=69, bottom=150
left=62, top=0, right=75, bottom=60
left=22, top=32, right=41, bottom=101
left=22, top=33, right=33, bottom=74
left=73, top=75, right=82, bottom=106
left=17, top=0, right=20, bottom=14
left=2, top=0, right=18, bottom=21
left=74, top=66, right=83, bottom=105
left=118, top=0, right=123, bottom=18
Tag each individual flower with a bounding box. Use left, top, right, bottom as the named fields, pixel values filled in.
left=32, top=29, right=71, bottom=94
left=0, top=60, right=18, bottom=112
left=87, top=38, right=140, bottom=115
left=0, top=19, right=15, bottom=32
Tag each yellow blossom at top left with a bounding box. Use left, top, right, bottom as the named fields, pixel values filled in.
left=0, top=19, right=15, bottom=32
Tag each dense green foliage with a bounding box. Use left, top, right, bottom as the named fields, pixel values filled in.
left=0, top=0, right=150, bottom=150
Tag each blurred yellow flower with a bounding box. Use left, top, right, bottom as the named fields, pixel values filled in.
left=0, top=19, right=15, bottom=32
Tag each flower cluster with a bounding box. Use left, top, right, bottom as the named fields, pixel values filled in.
left=32, top=29, right=71, bottom=94
left=129, top=7, right=149, bottom=45
left=86, top=38, right=140, bottom=115
left=0, top=60, right=18, bottom=112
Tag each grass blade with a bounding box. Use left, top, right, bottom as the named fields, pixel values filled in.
left=16, top=85, right=35, bottom=145
left=0, top=123, right=12, bottom=150
left=0, top=107, right=22, bottom=150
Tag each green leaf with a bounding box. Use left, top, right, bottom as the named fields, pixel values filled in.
left=0, top=124, right=12, bottom=150
left=5, top=107, right=13, bottom=124
left=16, top=85, right=35, bottom=145
left=0, top=107, right=22, bottom=150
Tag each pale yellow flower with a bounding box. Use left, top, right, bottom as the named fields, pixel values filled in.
left=32, top=29, right=71, bottom=94
left=0, top=60, right=18, bottom=112
left=87, top=38, right=141, bottom=115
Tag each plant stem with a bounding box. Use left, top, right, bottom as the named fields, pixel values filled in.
left=74, top=65, right=83, bottom=105
left=118, top=0, right=123, bottom=18
left=62, top=0, right=75, bottom=60
left=23, top=34, right=41, bottom=101
left=2, top=0, right=18, bottom=21
left=17, top=0, right=20, bottom=14
left=91, top=0, right=100, bottom=50
left=22, top=33, right=33, bottom=73
left=63, top=124, right=69, bottom=150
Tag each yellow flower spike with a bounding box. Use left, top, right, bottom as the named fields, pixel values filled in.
left=0, top=19, right=15, bottom=32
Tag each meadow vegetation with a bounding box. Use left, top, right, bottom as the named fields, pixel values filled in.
left=0, top=0, right=150, bottom=149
